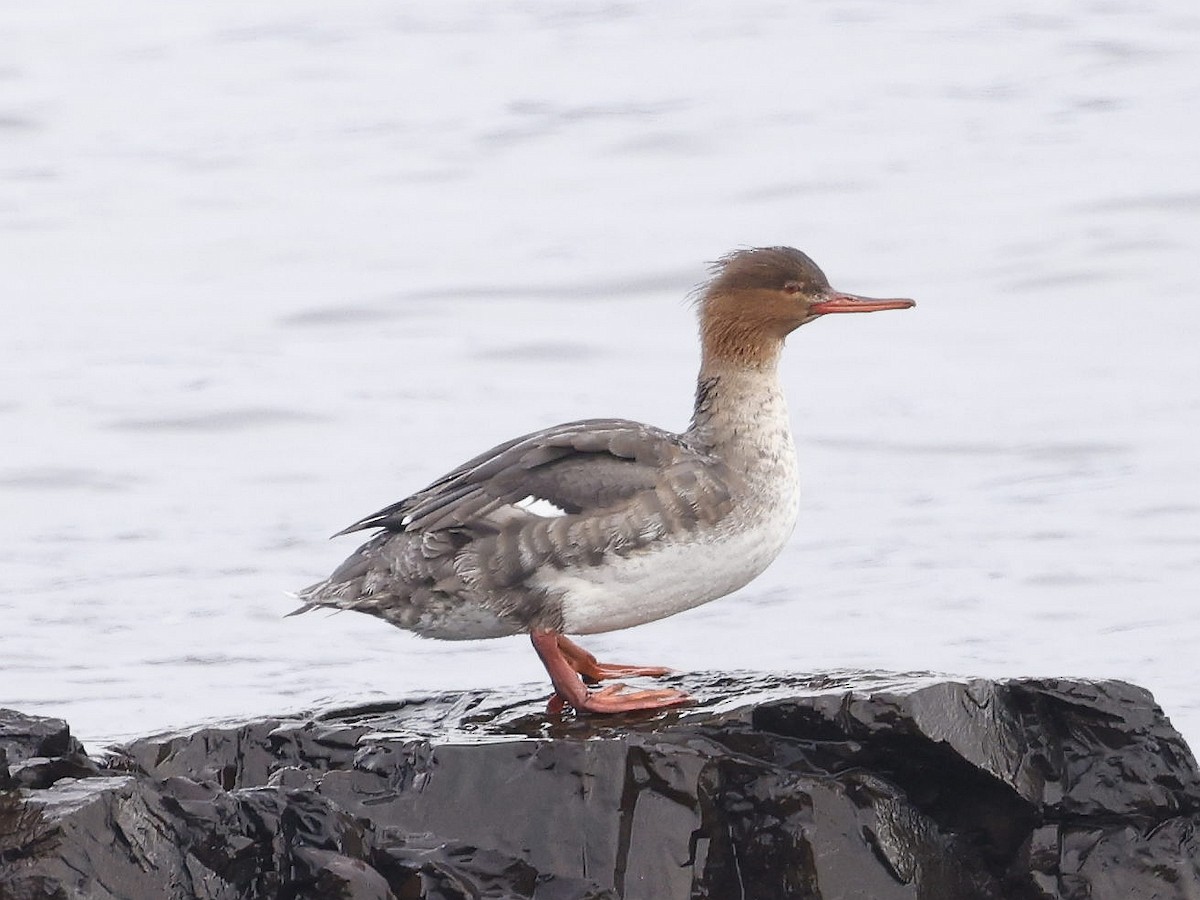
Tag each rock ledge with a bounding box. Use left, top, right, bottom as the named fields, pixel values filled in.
left=3, top=672, right=1199, bottom=899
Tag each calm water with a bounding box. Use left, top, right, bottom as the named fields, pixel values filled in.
left=2, top=1, right=1199, bottom=749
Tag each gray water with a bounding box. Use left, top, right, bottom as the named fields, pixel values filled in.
left=2, top=0, right=1199, bottom=749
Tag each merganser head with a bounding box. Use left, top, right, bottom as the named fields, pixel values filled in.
left=697, top=246, right=915, bottom=367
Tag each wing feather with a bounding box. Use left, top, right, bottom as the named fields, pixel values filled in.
left=336, top=418, right=709, bottom=537
left=303, top=418, right=739, bottom=636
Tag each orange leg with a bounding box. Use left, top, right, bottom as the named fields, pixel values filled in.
left=554, top=635, right=674, bottom=683
left=530, top=631, right=689, bottom=714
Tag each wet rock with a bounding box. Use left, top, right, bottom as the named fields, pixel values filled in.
left=2, top=674, right=1199, bottom=899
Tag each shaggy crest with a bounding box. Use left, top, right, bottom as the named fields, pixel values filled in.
left=692, top=246, right=830, bottom=308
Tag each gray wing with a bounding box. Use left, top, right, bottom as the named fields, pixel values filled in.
left=335, top=418, right=712, bottom=534
left=296, top=419, right=736, bottom=636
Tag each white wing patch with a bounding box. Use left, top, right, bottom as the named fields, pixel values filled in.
left=513, top=495, right=569, bottom=517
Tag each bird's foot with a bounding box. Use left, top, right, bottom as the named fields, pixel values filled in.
left=532, top=630, right=687, bottom=716
left=547, top=683, right=691, bottom=715
left=555, top=635, right=674, bottom=683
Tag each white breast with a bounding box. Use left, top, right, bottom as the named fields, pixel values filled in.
left=544, top=371, right=801, bottom=635
left=548, top=482, right=799, bottom=634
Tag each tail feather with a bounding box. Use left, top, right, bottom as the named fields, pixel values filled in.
left=285, top=584, right=336, bottom=616
left=284, top=602, right=317, bottom=618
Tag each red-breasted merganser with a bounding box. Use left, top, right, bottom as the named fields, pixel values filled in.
left=295, top=247, right=914, bottom=713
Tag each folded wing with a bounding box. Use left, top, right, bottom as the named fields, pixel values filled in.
left=297, top=419, right=736, bottom=636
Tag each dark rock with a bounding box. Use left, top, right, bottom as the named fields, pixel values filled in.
left=2, top=674, right=1199, bottom=899
left=1, top=708, right=99, bottom=791
left=0, top=709, right=80, bottom=763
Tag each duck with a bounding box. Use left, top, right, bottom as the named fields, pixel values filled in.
left=294, top=247, right=915, bottom=713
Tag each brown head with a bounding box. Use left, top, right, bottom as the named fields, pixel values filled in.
left=696, top=247, right=915, bottom=369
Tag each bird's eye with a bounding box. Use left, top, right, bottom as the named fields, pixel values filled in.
left=783, top=281, right=803, bottom=294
